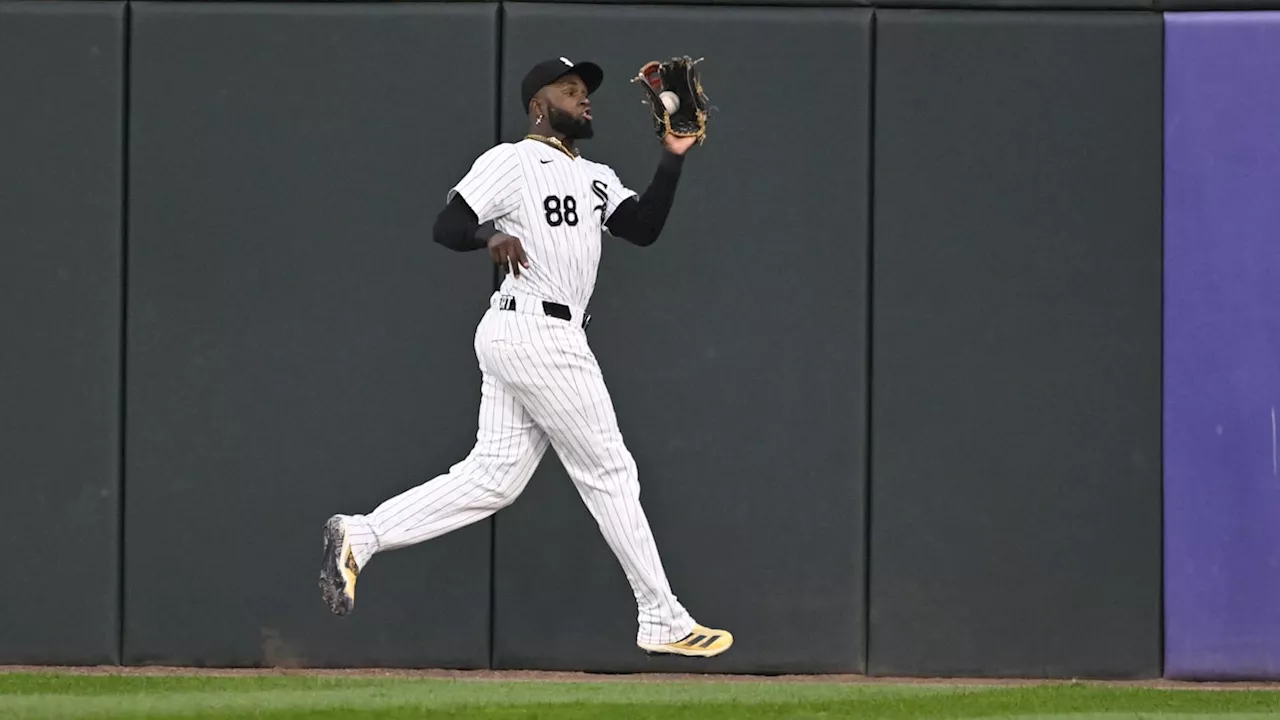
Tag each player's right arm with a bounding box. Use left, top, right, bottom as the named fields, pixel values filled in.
left=432, top=195, right=496, bottom=252
left=433, top=143, right=530, bottom=276
left=432, top=196, right=529, bottom=277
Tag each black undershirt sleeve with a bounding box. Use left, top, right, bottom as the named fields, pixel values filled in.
left=432, top=194, right=496, bottom=252
left=604, top=150, right=686, bottom=247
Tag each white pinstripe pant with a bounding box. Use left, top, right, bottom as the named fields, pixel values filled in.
left=343, top=292, right=696, bottom=645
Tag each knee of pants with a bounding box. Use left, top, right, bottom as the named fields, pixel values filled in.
left=465, top=450, right=540, bottom=507
left=574, top=444, right=640, bottom=497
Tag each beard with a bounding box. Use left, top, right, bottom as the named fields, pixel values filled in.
left=547, top=104, right=593, bottom=140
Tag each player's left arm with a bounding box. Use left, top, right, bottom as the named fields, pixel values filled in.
left=602, top=146, right=689, bottom=247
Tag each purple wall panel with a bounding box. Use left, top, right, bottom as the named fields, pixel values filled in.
left=1164, top=11, right=1280, bottom=680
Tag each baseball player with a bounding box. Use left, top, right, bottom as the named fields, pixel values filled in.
left=318, top=57, right=732, bottom=658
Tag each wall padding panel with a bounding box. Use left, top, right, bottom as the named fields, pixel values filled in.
left=869, top=10, right=1163, bottom=679
left=875, top=0, right=1151, bottom=9
left=491, top=3, right=871, bottom=674
left=1164, top=10, right=1280, bottom=681
left=125, top=1, right=499, bottom=668
left=0, top=0, right=125, bottom=666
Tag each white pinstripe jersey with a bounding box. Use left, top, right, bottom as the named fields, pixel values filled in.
left=448, top=137, right=637, bottom=310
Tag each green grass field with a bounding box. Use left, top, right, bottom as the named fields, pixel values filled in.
left=1, top=672, right=1278, bottom=720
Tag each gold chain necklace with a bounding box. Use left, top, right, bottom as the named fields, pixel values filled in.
left=525, top=133, right=579, bottom=159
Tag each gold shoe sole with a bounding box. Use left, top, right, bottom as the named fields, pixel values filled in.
left=638, top=630, right=733, bottom=657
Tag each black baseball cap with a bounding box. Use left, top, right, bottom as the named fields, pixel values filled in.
left=520, top=57, right=604, bottom=111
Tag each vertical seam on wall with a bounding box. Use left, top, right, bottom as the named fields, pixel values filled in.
left=116, top=0, right=132, bottom=668
left=1156, top=8, right=1166, bottom=680
left=862, top=6, right=877, bottom=678
left=488, top=0, right=504, bottom=673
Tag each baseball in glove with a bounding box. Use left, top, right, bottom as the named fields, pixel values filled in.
left=631, top=56, right=711, bottom=144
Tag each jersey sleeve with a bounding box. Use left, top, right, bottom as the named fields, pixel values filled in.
left=447, top=144, right=523, bottom=224
left=596, top=165, right=639, bottom=224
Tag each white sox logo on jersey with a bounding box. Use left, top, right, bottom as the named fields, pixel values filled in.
left=591, top=180, right=609, bottom=224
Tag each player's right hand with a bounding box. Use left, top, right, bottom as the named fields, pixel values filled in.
left=488, top=233, right=529, bottom=278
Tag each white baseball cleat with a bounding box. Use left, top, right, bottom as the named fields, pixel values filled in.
left=638, top=624, right=734, bottom=657
left=318, top=515, right=359, bottom=616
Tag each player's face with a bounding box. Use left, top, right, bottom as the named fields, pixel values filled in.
left=543, top=75, right=593, bottom=140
